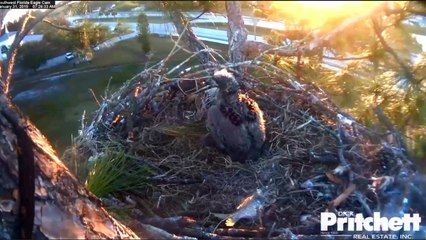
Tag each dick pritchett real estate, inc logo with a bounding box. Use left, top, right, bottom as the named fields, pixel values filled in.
left=321, top=211, right=422, bottom=239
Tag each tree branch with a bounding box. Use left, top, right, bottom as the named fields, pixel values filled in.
left=0, top=13, right=31, bottom=94
left=164, top=3, right=217, bottom=68
left=372, top=18, right=415, bottom=84
left=0, top=9, right=10, bottom=33
left=406, top=9, right=426, bottom=17
left=241, top=2, right=391, bottom=59
left=372, top=105, right=409, bottom=157
left=322, top=54, right=372, bottom=61
left=242, top=40, right=313, bottom=58
left=40, top=18, right=78, bottom=32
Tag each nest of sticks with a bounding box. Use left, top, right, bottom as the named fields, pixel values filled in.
left=67, top=44, right=421, bottom=239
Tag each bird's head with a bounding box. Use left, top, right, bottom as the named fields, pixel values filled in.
left=212, top=69, right=240, bottom=94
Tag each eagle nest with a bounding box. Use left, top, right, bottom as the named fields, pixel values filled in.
left=64, top=49, right=421, bottom=238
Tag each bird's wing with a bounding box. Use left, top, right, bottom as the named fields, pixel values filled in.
left=207, top=105, right=250, bottom=153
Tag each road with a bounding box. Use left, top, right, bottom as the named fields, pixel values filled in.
left=37, top=31, right=139, bottom=71
left=36, top=12, right=271, bottom=71
left=36, top=10, right=348, bottom=72
left=68, top=11, right=287, bottom=31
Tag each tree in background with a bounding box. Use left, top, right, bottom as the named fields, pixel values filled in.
left=18, top=42, right=49, bottom=71
left=115, top=1, right=142, bottom=12
left=67, top=21, right=111, bottom=49
left=137, top=12, right=150, bottom=54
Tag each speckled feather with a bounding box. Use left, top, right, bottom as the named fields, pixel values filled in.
left=204, top=69, right=266, bottom=162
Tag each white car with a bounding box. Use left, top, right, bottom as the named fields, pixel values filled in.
left=65, top=52, right=75, bottom=60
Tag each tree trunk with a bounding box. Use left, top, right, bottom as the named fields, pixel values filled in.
left=225, top=1, right=248, bottom=65
left=0, top=94, right=138, bottom=239
left=166, top=7, right=217, bottom=68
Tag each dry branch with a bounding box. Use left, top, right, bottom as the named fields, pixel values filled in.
left=373, top=106, right=409, bottom=156
left=372, top=18, right=415, bottom=84
left=41, top=18, right=79, bottom=32
left=165, top=5, right=218, bottom=68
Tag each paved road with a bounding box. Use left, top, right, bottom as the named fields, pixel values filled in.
left=68, top=11, right=287, bottom=31
left=36, top=12, right=271, bottom=71
left=36, top=10, right=347, bottom=72
left=37, top=31, right=139, bottom=71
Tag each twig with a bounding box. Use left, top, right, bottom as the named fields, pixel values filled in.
left=166, top=6, right=218, bottom=68
left=372, top=105, right=409, bottom=157
left=147, top=176, right=202, bottom=185
left=103, top=77, right=113, bottom=100
left=132, top=213, right=196, bottom=234
left=41, top=18, right=79, bottom=32
left=188, top=11, right=207, bottom=21
left=371, top=18, right=415, bottom=84
left=328, top=183, right=356, bottom=209
left=166, top=49, right=219, bottom=76
left=163, top=20, right=191, bottom=67
left=216, top=228, right=267, bottom=238
left=336, top=121, right=355, bottom=183
left=355, top=191, right=373, bottom=216
left=179, top=227, right=219, bottom=239
left=89, top=88, right=101, bottom=106
left=322, top=54, right=372, bottom=61
left=406, top=9, right=426, bottom=17
left=138, top=223, right=196, bottom=240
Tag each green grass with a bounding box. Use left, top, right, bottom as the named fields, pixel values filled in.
left=37, top=35, right=228, bottom=77
left=46, top=35, right=228, bottom=78
left=86, top=150, right=152, bottom=197
left=11, top=35, right=228, bottom=156
left=14, top=68, right=131, bottom=152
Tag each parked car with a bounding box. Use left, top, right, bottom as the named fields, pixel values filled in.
left=65, top=52, right=75, bottom=61
left=92, top=45, right=100, bottom=52
left=1, top=45, right=8, bottom=54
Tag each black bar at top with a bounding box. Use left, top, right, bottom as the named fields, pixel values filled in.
left=0, top=1, right=56, bottom=9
